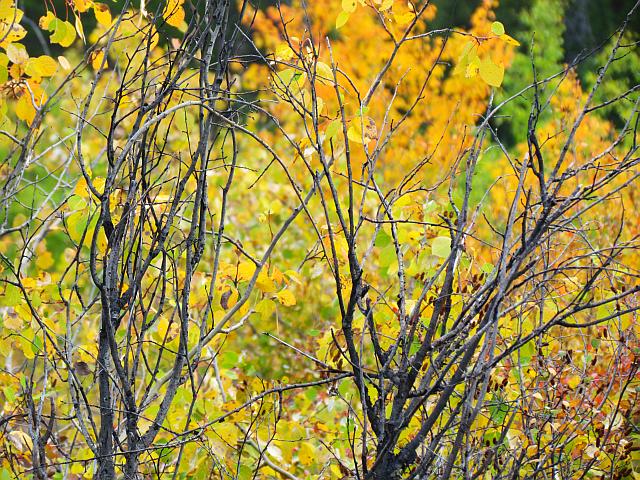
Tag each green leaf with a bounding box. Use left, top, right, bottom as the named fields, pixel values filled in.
left=491, top=21, right=505, bottom=36
left=379, top=244, right=397, bottom=267
left=481, top=262, right=494, bottom=274
left=48, top=18, right=77, bottom=47
left=0, top=283, right=21, bottom=307
left=489, top=396, right=509, bottom=423
left=519, top=340, right=534, bottom=365
left=431, top=236, right=451, bottom=258
left=220, top=351, right=239, bottom=369
left=325, top=119, right=341, bottom=141
left=374, top=231, right=391, bottom=248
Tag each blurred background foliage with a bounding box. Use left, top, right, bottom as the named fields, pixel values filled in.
left=19, top=0, right=639, bottom=145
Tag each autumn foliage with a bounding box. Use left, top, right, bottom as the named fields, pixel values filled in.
left=1, top=0, right=639, bottom=479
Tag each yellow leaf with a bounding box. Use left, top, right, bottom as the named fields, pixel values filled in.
left=256, top=271, right=276, bottom=293
left=35, top=250, right=54, bottom=270
left=14, top=304, right=31, bottom=323
left=66, top=211, right=88, bottom=244
left=394, top=11, right=415, bottom=26
left=93, top=3, right=111, bottom=27
left=97, top=228, right=108, bottom=255
left=479, top=58, right=504, bottom=87
left=73, top=0, right=92, bottom=13
left=298, top=441, right=315, bottom=466
left=284, top=270, right=303, bottom=285
left=315, top=61, right=333, bottom=82
left=567, top=375, right=581, bottom=389
left=500, top=33, right=520, bottom=47
left=276, top=289, right=296, bottom=307
left=0, top=0, right=16, bottom=21
left=39, top=11, right=56, bottom=29
left=236, top=262, right=256, bottom=282
left=6, top=42, right=27, bottom=64
left=375, top=0, right=393, bottom=11
left=25, top=55, right=57, bottom=77
left=16, top=93, right=36, bottom=123
left=347, top=124, right=363, bottom=144
left=336, top=10, right=349, bottom=29
left=73, top=177, right=90, bottom=198
left=3, top=313, right=23, bottom=331
left=271, top=267, right=284, bottom=284
left=92, top=176, right=106, bottom=194
left=162, top=0, right=184, bottom=28
left=465, top=55, right=480, bottom=78
left=275, top=43, right=295, bottom=62
left=342, top=0, right=357, bottom=13
left=215, top=422, right=239, bottom=445
left=89, top=49, right=105, bottom=70
left=255, top=298, right=276, bottom=321
left=0, top=23, right=26, bottom=48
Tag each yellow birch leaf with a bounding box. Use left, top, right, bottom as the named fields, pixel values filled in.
left=256, top=271, right=276, bottom=293
left=35, top=250, right=54, bottom=270
left=6, top=42, right=27, bottom=64
left=342, top=0, right=357, bottom=13
left=25, top=55, right=57, bottom=77
left=3, top=313, right=23, bottom=330
left=255, top=298, right=276, bottom=321
left=298, top=441, right=315, bottom=466
left=336, top=11, right=349, bottom=29
left=567, top=375, right=581, bottom=389
left=479, top=58, right=504, bottom=87
left=394, top=11, right=415, bottom=25
left=315, top=61, right=333, bottom=82
left=276, top=289, right=296, bottom=307
left=39, top=11, right=55, bottom=29
left=500, top=33, right=520, bottom=47
left=89, top=49, right=105, bottom=70
left=275, top=43, right=295, bottom=62
left=93, top=3, right=111, bottom=26
left=0, top=0, right=15, bottom=21
left=347, top=124, right=363, bottom=144
left=236, top=262, right=256, bottom=282
left=162, top=0, right=184, bottom=28
left=0, top=23, right=26, bottom=48
left=284, top=270, right=302, bottom=285
left=73, top=0, right=92, bottom=13
left=465, top=55, right=480, bottom=78
left=16, top=93, right=36, bottom=123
